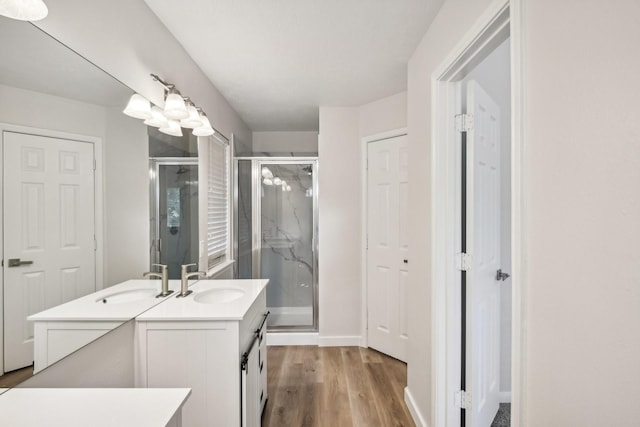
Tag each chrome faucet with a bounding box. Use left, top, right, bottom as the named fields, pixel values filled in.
left=143, top=264, right=172, bottom=298
left=177, top=263, right=206, bottom=297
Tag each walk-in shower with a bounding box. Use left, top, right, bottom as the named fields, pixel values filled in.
left=149, top=158, right=199, bottom=279
left=235, top=157, right=318, bottom=331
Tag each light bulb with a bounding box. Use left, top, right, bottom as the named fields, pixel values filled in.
left=180, top=104, right=203, bottom=128
left=159, top=119, right=183, bottom=137
left=163, top=90, right=188, bottom=120
left=273, top=177, right=282, bottom=186
left=193, top=114, right=214, bottom=137
left=144, top=106, right=169, bottom=128
left=0, top=0, right=48, bottom=21
left=261, top=167, right=273, bottom=179
left=263, top=178, right=273, bottom=186
left=123, top=93, right=152, bottom=120
left=286, top=185, right=292, bottom=192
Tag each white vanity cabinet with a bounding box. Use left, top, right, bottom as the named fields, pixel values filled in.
left=135, top=279, right=268, bottom=427
left=242, top=313, right=268, bottom=426
left=28, top=279, right=185, bottom=373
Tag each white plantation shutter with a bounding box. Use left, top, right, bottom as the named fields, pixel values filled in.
left=207, top=136, right=229, bottom=268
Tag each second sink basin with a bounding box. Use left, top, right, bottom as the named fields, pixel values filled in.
left=96, top=288, right=157, bottom=304
left=193, top=288, right=245, bottom=304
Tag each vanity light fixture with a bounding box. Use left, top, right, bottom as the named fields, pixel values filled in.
left=192, top=111, right=214, bottom=137
left=123, top=74, right=217, bottom=139
left=159, top=119, right=183, bottom=137
left=163, top=87, right=189, bottom=120
left=261, top=167, right=273, bottom=179
left=180, top=100, right=203, bottom=129
left=273, top=177, right=282, bottom=186
left=123, top=93, right=152, bottom=120
left=144, top=106, right=169, bottom=128
left=286, top=185, right=292, bottom=192
left=0, top=0, right=48, bottom=21
left=263, top=178, right=273, bottom=186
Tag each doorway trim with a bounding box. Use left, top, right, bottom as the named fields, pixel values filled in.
left=360, top=127, right=408, bottom=348
left=430, top=0, right=526, bottom=426
left=0, top=122, right=104, bottom=376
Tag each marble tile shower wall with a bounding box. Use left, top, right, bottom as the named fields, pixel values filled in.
left=260, top=165, right=314, bottom=310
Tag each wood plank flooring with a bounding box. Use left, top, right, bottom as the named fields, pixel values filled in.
left=0, top=366, right=33, bottom=388
left=262, top=346, right=415, bottom=427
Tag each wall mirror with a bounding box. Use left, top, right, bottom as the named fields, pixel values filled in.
left=0, top=16, right=179, bottom=388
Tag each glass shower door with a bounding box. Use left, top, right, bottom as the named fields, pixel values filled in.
left=259, top=161, right=317, bottom=330
left=151, top=160, right=199, bottom=279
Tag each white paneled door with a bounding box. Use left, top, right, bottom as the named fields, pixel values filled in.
left=466, top=81, right=501, bottom=427
left=367, top=134, right=409, bottom=362
left=3, top=131, right=96, bottom=372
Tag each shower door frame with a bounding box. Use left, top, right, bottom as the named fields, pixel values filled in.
left=234, top=157, right=319, bottom=332
left=149, top=157, right=199, bottom=268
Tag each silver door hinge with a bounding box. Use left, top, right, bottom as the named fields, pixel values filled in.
left=455, top=252, right=473, bottom=271
left=455, top=113, right=474, bottom=132
left=454, top=390, right=471, bottom=409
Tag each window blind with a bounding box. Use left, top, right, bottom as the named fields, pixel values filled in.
left=207, top=136, right=229, bottom=268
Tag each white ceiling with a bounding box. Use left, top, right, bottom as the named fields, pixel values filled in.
left=144, top=0, right=443, bottom=131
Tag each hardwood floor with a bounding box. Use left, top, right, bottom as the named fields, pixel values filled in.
left=262, top=346, right=415, bottom=427
left=0, top=366, right=33, bottom=388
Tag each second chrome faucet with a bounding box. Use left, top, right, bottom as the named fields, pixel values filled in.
left=177, top=263, right=206, bottom=297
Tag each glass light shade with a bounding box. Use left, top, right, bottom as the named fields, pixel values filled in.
left=0, top=0, right=48, bottom=21
left=180, top=105, right=203, bottom=128
left=273, top=177, right=282, bottom=186
left=261, top=167, right=273, bottom=179
left=123, top=93, right=152, bottom=120
left=159, top=119, right=183, bottom=137
left=143, top=106, right=169, bottom=128
left=192, top=115, right=214, bottom=137
left=286, top=185, right=292, bottom=192
left=164, top=93, right=188, bottom=120
left=263, top=178, right=273, bottom=186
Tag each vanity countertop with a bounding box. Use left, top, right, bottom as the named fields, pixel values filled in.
left=0, top=388, right=191, bottom=427
left=136, top=279, right=269, bottom=322
left=28, top=279, right=198, bottom=322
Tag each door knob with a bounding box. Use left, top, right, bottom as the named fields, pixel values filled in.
left=496, top=269, right=510, bottom=281
left=7, top=258, right=34, bottom=267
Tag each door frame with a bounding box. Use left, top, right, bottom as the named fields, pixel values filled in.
left=0, top=123, right=103, bottom=375
left=360, top=127, right=408, bottom=348
left=430, top=0, right=526, bottom=426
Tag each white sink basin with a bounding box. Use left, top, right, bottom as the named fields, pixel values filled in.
left=96, top=288, right=157, bottom=304
left=194, top=288, right=245, bottom=304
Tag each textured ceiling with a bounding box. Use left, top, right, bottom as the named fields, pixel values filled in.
left=144, top=0, right=443, bottom=131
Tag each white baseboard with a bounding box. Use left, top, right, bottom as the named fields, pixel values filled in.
left=266, top=332, right=318, bottom=346
left=405, top=387, right=429, bottom=427
left=499, top=391, right=512, bottom=403
left=318, top=335, right=362, bottom=347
